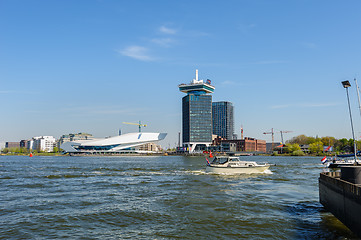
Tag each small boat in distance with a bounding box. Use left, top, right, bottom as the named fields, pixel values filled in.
left=205, top=155, right=270, bottom=174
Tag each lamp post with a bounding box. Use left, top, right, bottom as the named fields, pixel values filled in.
left=342, top=80, right=358, bottom=165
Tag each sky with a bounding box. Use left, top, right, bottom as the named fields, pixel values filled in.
left=2, top=0, right=361, bottom=148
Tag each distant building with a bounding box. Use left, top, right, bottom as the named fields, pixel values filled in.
left=28, top=136, right=56, bottom=152
left=20, top=140, right=29, bottom=148
left=135, top=142, right=163, bottom=152
left=212, top=101, right=234, bottom=140
left=59, top=133, right=93, bottom=145
left=5, top=142, right=20, bottom=149
left=179, top=70, right=215, bottom=153
left=241, top=137, right=266, bottom=152
left=212, top=135, right=226, bottom=146
left=60, top=132, right=167, bottom=154
left=212, top=137, right=266, bottom=152
left=266, top=142, right=282, bottom=153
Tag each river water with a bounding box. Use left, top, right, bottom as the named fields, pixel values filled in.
left=0, top=155, right=358, bottom=239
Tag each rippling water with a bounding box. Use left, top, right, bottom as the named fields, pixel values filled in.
left=0, top=155, right=358, bottom=239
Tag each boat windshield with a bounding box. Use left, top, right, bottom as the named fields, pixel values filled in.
left=211, top=157, right=229, bottom=164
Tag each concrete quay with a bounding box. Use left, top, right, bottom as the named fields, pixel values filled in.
left=319, top=168, right=361, bottom=238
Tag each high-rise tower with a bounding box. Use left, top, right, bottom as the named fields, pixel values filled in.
left=212, top=101, right=234, bottom=140
left=178, top=70, right=215, bottom=153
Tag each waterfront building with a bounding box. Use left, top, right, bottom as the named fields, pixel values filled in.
left=266, top=142, right=282, bottom=153
left=241, top=137, right=266, bottom=152
left=20, top=140, right=28, bottom=148
left=60, top=132, right=167, bottom=154
left=59, top=133, right=93, bottom=145
left=179, top=70, right=215, bottom=153
left=212, top=101, right=234, bottom=140
left=29, top=136, right=56, bottom=152
left=5, top=142, right=20, bottom=149
left=135, top=142, right=163, bottom=153
left=213, top=137, right=266, bottom=152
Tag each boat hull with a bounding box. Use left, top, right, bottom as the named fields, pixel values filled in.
left=205, top=165, right=270, bottom=174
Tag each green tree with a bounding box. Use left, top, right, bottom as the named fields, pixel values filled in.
left=320, top=136, right=336, bottom=147
left=309, top=141, right=323, bottom=153
left=287, top=135, right=318, bottom=145
left=288, top=135, right=309, bottom=145
left=287, top=143, right=301, bottom=153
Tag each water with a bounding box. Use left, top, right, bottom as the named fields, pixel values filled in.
left=0, top=155, right=358, bottom=239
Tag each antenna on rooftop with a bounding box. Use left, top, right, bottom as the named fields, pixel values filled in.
left=196, top=69, right=198, bottom=81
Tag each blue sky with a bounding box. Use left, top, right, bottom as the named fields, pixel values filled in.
left=1, top=0, right=361, bottom=148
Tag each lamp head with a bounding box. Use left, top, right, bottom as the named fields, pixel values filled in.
left=342, top=80, right=351, bottom=88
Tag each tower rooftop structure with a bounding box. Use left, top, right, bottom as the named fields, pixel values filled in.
left=178, top=69, right=215, bottom=94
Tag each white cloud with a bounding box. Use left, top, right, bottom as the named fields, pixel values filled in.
left=151, top=38, right=174, bottom=47
left=118, top=46, right=154, bottom=61
left=159, top=26, right=177, bottom=35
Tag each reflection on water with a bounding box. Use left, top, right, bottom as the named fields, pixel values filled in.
left=0, top=155, right=357, bottom=239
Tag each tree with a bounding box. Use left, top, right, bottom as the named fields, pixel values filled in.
left=309, top=141, right=323, bottom=153
left=320, top=136, right=336, bottom=147
left=287, top=143, right=301, bottom=153
left=288, top=135, right=309, bottom=145
left=287, top=135, right=318, bottom=145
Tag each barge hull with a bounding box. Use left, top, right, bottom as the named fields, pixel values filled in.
left=319, top=171, right=361, bottom=237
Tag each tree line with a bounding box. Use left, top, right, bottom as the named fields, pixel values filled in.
left=1, top=147, right=60, bottom=154
left=281, top=134, right=359, bottom=155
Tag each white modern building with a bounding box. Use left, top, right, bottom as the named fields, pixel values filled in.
left=0, top=142, right=5, bottom=150
left=60, top=132, right=167, bottom=154
left=28, top=136, right=56, bottom=152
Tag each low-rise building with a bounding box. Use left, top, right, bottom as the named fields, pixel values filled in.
left=135, top=142, right=163, bottom=152
left=59, top=133, right=93, bottom=145
left=266, top=142, right=282, bottom=153
left=5, top=142, right=20, bottom=149
left=212, top=136, right=266, bottom=152
left=28, top=136, right=56, bottom=152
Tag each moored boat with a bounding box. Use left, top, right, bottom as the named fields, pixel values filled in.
left=322, top=155, right=361, bottom=168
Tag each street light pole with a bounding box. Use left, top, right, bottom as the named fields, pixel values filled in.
left=342, top=80, right=358, bottom=165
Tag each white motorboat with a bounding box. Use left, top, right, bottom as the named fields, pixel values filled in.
left=322, top=155, right=361, bottom=168
left=325, top=158, right=361, bottom=168
left=205, top=156, right=270, bottom=174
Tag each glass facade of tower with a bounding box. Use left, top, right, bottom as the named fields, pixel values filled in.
left=182, top=93, right=212, bottom=143
left=212, top=101, right=234, bottom=140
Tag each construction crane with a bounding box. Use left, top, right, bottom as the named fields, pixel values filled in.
left=122, top=121, right=147, bottom=132
left=279, top=130, right=293, bottom=144
left=263, top=128, right=275, bottom=150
